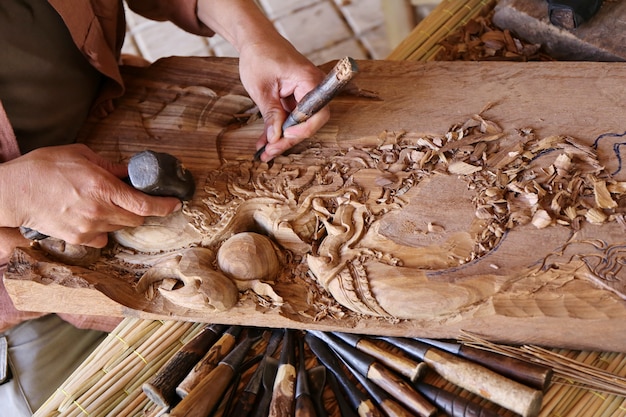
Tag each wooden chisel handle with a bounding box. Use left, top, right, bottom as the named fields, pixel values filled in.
left=357, top=338, right=427, bottom=382
left=142, top=324, right=226, bottom=407
left=176, top=328, right=239, bottom=398
left=282, top=56, right=358, bottom=130
left=169, top=364, right=234, bottom=417
left=458, top=345, right=553, bottom=391
left=415, top=382, right=502, bottom=417
left=367, top=363, right=436, bottom=417
left=295, top=394, right=318, bottom=417
left=423, top=348, right=543, bottom=417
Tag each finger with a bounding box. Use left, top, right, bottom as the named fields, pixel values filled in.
left=80, top=233, right=109, bottom=248
left=110, top=187, right=183, bottom=219
left=261, top=109, right=330, bottom=161
left=73, top=143, right=128, bottom=178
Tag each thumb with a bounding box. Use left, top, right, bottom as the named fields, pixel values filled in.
left=260, top=105, right=287, bottom=146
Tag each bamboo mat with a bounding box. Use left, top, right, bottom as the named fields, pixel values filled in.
left=35, top=318, right=626, bottom=417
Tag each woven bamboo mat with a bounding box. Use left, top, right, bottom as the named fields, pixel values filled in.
left=35, top=318, right=626, bottom=417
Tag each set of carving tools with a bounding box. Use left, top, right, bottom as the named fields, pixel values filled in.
left=141, top=325, right=552, bottom=417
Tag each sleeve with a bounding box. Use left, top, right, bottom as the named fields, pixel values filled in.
left=125, top=0, right=215, bottom=37
left=0, top=100, right=21, bottom=163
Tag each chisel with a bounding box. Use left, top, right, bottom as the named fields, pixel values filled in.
left=268, top=329, right=297, bottom=417
left=295, top=336, right=317, bottom=417
left=381, top=337, right=543, bottom=417
left=415, top=338, right=553, bottom=391
left=343, top=359, right=415, bottom=417
left=176, top=325, right=242, bottom=398
left=169, top=328, right=263, bottom=417
left=311, top=331, right=436, bottom=417
left=228, top=329, right=283, bottom=417
left=254, top=56, right=358, bottom=161
left=142, top=323, right=226, bottom=407
left=414, top=382, right=502, bottom=417
left=305, top=332, right=382, bottom=417
left=332, top=332, right=427, bottom=382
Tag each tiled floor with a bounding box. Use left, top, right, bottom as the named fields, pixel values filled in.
left=122, top=0, right=439, bottom=65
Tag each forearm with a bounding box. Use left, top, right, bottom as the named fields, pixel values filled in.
left=197, top=0, right=295, bottom=55
left=126, top=0, right=215, bottom=37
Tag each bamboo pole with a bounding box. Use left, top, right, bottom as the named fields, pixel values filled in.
left=387, top=0, right=496, bottom=61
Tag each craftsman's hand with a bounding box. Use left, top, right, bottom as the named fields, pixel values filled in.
left=196, top=0, right=330, bottom=162
left=0, top=144, right=182, bottom=248
left=239, top=41, right=329, bottom=162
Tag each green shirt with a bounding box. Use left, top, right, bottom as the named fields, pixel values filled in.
left=0, top=0, right=103, bottom=154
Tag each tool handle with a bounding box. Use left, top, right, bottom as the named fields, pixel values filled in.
left=295, top=394, right=318, bottom=417
left=176, top=329, right=238, bottom=398
left=169, top=364, right=234, bottom=417
left=305, top=334, right=368, bottom=410
left=268, top=363, right=297, bottom=417
left=228, top=389, right=257, bottom=417
left=283, top=56, right=358, bottom=130
left=459, top=345, right=553, bottom=391
left=368, top=363, right=437, bottom=417
left=423, top=349, right=543, bottom=417
left=415, top=382, right=501, bottom=417
left=358, top=338, right=427, bottom=382
left=142, top=324, right=225, bottom=407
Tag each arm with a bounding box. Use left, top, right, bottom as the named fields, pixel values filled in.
left=196, top=0, right=330, bottom=161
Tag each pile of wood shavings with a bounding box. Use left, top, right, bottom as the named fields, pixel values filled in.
left=436, top=12, right=553, bottom=61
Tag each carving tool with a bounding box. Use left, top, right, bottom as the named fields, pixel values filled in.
left=305, top=332, right=383, bottom=417
left=20, top=149, right=195, bottom=241
left=381, top=337, right=544, bottom=417
left=311, top=331, right=436, bottom=417
left=176, top=325, right=242, bottom=398
left=251, top=353, right=279, bottom=417
left=307, top=366, right=328, bottom=417
left=332, top=332, right=428, bottom=383
left=142, top=323, right=226, bottom=408
left=325, top=369, right=359, bottom=417
left=268, top=329, right=297, bottom=417
left=343, top=359, right=415, bottom=417
left=295, top=336, right=317, bottom=417
left=228, top=328, right=283, bottom=417
left=415, top=338, right=553, bottom=391
left=414, top=382, right=502, bottom=417
left=253, top=56, right=359, bottom=161
left=169, top=328, right=263, bottom=417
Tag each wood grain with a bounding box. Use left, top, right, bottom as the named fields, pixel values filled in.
left=5, top=57, right=626, bottom=351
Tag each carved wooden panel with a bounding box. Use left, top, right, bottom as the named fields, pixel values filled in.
left=5, top=58, right=626, bottom=351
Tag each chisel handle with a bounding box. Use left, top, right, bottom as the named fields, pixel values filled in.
left=423, top=348, right=543, bottom=417
left=458, top=345, right=553, bottom=391
left=176, top=328, right=239, bottom=398
left=295, top=394, right=318, bottom=417
left=415, top=382, right=502, bottom=417
left=169, top=364, right=234, bottom=417
left=142, top=324, right=226, bottom=407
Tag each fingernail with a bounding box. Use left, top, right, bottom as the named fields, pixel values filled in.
left=174, top=201, right=183, bottom=211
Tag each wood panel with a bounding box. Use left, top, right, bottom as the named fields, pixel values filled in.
left=5, top=57, right=626, bottom=351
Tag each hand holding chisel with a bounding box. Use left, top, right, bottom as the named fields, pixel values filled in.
left=254, top=56, right=358, bottom=162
